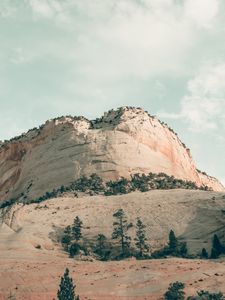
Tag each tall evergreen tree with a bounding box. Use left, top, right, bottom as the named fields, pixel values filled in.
left=210, top=247, right=219, bottom=259
left=212, top=234, right=223, bottom=256
left=112, top=209, right=132, bottom=257
left=179, top=242, right=188, bottom=257
left=72, top=216, right=83, bottom=242
left=57, top=268, right=79, bottom=300
left=168, top=230, right=178, bottom=254
left=95, top=234, right=108, bottom=259
left=61, top=225, right=72, bottom=250
left=134, top=218, right=149, bottom=258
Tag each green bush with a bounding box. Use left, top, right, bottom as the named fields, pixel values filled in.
left=164, top=282, right=185, bottom=300
left=94, top=234, right=112, bottom=261
left=201, top=248, right=208, bottom=259
left=187, top=290, right=225, bottom=300
left=1, top=172, right=210, bottom=209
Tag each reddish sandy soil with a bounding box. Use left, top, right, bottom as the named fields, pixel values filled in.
left=1, top=191, right=225, bottom=299
left=1, top=251, right=225, bottom=300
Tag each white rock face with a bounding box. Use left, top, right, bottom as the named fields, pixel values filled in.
left=0, top=107, right=224, bottom=202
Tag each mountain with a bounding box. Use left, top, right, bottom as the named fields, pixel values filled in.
left=1, top=107, right=225, bottom=300
left=0, top=106, right=224, bottom=203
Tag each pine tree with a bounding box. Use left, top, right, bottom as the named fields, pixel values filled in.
left=95, top=234, right=107, bottom=259
left=112, top=209, right=132, bottom=257
left=164, top=281, right=185, bottom=300
left=61, top=226, right=72, bottom=250
left=212, top=234, right=223, bottom=256
left=179, top=242, right=188, bottom=257
left=72, top=216, right=83, bottom=242
left=210, top=247, right=219, bottom=259
left=69, top=243, right=81, bottom=258
left=201, top=248, right=208, bottom=259
left=57, top=268, right=79, bottom=300
left=134, top=218, right=149, bottom=258
left=168, top=230, right=178, bottom=254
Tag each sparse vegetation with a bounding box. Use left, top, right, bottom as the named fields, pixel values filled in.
left=152, top=230, right=188, bottom=259
left=169, top=230, right=178, bottom=253
left=72, top=216, right=83, bottom=242
left=164, top=281, right=185, bottom=300
left=1, top=172, right=211, bottom=209
left=164, top=282, right=225, bottom=300
left=134, top=218, right=150, bottom=258
left=105, top=178, right=133, bottom=195
left=0, top=198, right=17, bottom=209
left=112, top=209, right=133, bottom=258
left=210, top=234, right=224, bottom=258
left=94, top=234, right=111, bottom=261
left=187, top=290, right=225, bottom=300
left=0, top=173, right=210, bottom=209
left=201, top=248, right=208, bottom=259
left=60, top=209, right=192, bottom=262
left=57, top=268, right=79, bottom=300
left=61, top=226, right=72, bottom=251
left=60, top=216, right=87, bottom=258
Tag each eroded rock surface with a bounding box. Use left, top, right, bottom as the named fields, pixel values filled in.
left=0, top=107, right=224, bottom=203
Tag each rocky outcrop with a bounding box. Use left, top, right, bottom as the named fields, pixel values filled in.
left=0, top=107, right=224, bottom=202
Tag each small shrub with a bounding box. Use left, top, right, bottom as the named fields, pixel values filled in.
left=0, top=198, right=16, bottom=209
left=94, top=234, right=111, bottom=261
left=201, top=248, right=208, bottom=259
left=164, top=281, right=185, bottom=300
left=187, top=290, right=225, bottom=300
left=69, top=243, right=81, bottom=257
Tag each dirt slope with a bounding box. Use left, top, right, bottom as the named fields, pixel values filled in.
left=1, top=189, right=225, bottom=299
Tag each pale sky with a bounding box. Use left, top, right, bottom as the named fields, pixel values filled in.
left=1, top=0, right=225, bottom=184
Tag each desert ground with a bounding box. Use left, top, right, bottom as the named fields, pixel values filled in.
left=1, top=189, right=225, bottom=299
left=1, top=253, right=225, bottom=300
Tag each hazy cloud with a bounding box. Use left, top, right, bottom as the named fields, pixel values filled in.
left=27, top=0, right=63, bottom=18
left=181, top=63, right=225, bottom=132
left=184, top=0, right=219, bottom=28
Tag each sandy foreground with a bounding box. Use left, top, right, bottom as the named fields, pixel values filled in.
left=0, top=252, right=225, bottom=300
left=1, top=190, right=225, bottom=299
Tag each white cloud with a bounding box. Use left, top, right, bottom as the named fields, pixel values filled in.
left=1, top=0, right=223, bottom=81
left=179, top=64, right=225, bottom=132
left=184, top=0, right=219, bottom=28
left=28, top=0, right=54, bottom=18
left=159, top=63, right=225, bottom=133
left=27, top=0, right=66, bottom=19
left=69, top=0, right=197, bottom=81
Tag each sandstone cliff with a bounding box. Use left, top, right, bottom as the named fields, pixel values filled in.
left=0, top=107, right=224, bottom=202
